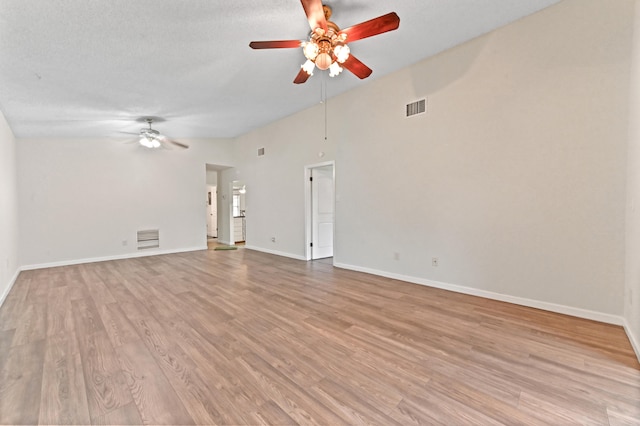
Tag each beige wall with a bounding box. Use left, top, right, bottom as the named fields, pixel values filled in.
left=231, top=103, right=337, bottom=258
left=626, top=0, right=640, bottom=360
left=235, top=0, right=634, bottom=322
left=334, top=0, right=632, bottom=318
left=17, top=137, right=235, bottom=267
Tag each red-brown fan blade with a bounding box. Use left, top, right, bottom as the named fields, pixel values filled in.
left=339, top=12, right=400, bottom=43
left=342, top=55, right=373, bottom=80
left=249, top=40, right=302, bottom=49
left=301, top=0, right=327, bottom=32
left=293, top=68, right=311, bottom=84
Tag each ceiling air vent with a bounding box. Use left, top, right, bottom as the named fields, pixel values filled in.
left=137, top=229, right=159, bottom=250
left=406, top=99, right=426, bottom=118
left=257, top=147, right=265, bottom=156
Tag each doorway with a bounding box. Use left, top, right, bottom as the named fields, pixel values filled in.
left=206, top=186, right=217, bottom=238
left=305, top=162, right=335, bottom=260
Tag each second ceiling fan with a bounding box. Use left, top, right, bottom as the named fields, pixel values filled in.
left=136, top=118, right=189, bottom=149
left=249, top=0, right=400, bottom=84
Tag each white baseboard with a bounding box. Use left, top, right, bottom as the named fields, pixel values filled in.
left=244, top=245, right=307, bottom=261
left=21, top=246, right=207, bottom=271
left=623, top=319, right=640, bottom=364
left=217, top=239, right=235, bottom=246
left=333, top=262, right=624, bottom=326
left=0, top=268, right=21, bottom=308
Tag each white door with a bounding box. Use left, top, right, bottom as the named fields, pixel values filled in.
left=207, top=186, right=217, bottom=238
left=311, top=165, right=334, bottom=259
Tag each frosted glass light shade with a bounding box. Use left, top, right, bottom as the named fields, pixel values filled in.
left=315, top=52, right=332, bottom=70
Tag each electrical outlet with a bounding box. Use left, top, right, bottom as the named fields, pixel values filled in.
left=271, top=237, right=276, bottom=243
left=122, top=240, right=128, bottom=246
left=393, top=252, right=400, bottom=261
left=432, top=257, right=439, bottom=267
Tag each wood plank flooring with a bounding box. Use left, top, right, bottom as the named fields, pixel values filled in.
left=0, top=248, right=638, bottom=425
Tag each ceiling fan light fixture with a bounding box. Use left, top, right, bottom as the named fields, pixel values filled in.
left=302, top=41, right=319, bottom=60
left=329, top=61, right=343, bottom=77
left=334, top=44, right=350, bottom=63
left=315, top=39, right=333, bottom=70
left=302, top=59, right=315, bottom=75
left=133, top=117, right=188, bottom=149
left=139, top=136, right=160, bottom=149
left=315, top=52, right=332, bottom=70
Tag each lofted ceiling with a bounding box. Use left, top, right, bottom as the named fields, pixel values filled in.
left=0, top=0, right=561, bottom=139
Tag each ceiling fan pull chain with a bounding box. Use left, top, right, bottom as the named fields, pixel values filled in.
left=321, top=73, right=328, bottom=141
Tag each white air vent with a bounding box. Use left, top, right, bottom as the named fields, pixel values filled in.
left=137, top=229, right=159, bottom=250
left=257, top=147, right=265, bottom=156
left=406, top=99, right=426, bottom=117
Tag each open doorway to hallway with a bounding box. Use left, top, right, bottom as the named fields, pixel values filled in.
left=206, top=180, right=246, bottom=250
left=205, top=164, right=230, bottom=249
left=205, top=164, right=248, bottom=250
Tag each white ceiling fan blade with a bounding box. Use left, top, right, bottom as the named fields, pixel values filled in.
left=168, top=139, right=189, bottom=149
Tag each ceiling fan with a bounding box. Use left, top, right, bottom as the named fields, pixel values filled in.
left=249, top=0, right=400, bottom=84
left=136, top=118, right=188, bottom=149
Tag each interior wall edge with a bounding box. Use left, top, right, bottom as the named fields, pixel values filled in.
left=333, top=261, right=625, bottom=327
left=19, top=245, right=206, bottom=272
left=625, top=319, right=640, bottom=363
left=0, top=268, right=21, bottom=309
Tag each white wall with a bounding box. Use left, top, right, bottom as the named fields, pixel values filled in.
left=626, top=0, right=640, bottom=360
left=205, top=169, right=218, bottom=185
left=17, top=137, right=234, bottom=267
left=0, top=110, right=19, bottom=305
left=235, top=0, right=633, bottom=321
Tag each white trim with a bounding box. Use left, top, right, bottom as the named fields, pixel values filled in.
left=217, top=239, right=235, bottom=246
left=244, top=245, right=306, bottom=261
left=304, top=161, right=336, bottom=261
left=333, top=262, right=624, bottom=326
left=624, top=319, right=640, bottom=363
left=0, top=268, right=21, bottom=308
left=20, top=246, right=207, bottom=271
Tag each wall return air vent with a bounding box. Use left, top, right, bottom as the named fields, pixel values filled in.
left=406, top=99, right=426, bottom=117
left=137, top=229, right=159, bottom=250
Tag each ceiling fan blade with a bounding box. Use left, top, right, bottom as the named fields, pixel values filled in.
left=301, top=0, right=327, bottom=32
left=168, top=140, right=189, bottom=149
left=293, top=68, right=311, bottom=84
left=342, top=55, right=373, bottom=80
left=249, top=40, right=303, bottom=49
left=339, top=12, right=400, bottom=43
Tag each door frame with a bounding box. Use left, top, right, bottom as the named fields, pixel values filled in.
left=304, top=160, right=335, bottom=261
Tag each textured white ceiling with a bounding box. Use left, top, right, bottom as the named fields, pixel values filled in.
left=0, top=0, right=561, bottom=139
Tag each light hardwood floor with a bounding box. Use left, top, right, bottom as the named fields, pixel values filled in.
left=0, top=249, right=639, bottom=425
